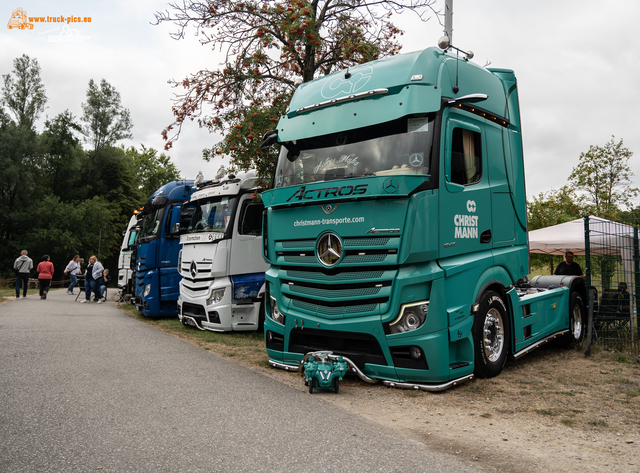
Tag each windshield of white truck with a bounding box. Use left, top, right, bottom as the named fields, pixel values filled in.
left=186, top=196, right=237, bottom=234
left=273, top=115, right=435, bottom=188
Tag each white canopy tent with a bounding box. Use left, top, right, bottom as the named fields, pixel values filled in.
left=528, top=216, right=637, bottom=293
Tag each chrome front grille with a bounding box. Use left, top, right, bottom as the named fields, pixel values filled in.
left=275, top=236, right=399, bottom=319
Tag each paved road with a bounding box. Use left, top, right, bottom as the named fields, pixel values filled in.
left=0, top=290, right=479, bottom=472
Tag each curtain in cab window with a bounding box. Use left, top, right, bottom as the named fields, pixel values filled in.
left=451, top=128, right=482, bottom=185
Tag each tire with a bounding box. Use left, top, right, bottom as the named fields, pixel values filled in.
left=334, top=378, right=339, bottom=394
left=473, top=291, right=509, bottom=378
left=308, top=377, right=314, bottom=394
left=563, top=292, right=585, bottom=348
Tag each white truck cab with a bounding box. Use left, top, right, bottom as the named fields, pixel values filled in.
left=117, top=214, right=139, bottom=301
left=178, top=170, right=268, bottom=332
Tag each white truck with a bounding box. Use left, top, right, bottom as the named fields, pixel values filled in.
left=178, top=170, right=268, bottom=332
left=116, top=214, right=139, bottom=302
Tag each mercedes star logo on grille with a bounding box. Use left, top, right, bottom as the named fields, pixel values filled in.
left=190, top=261, right=198, bottom=278
left=316, top=232, right=343, bottom=267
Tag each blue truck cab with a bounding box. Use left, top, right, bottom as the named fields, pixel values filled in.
left=134, top=180, right=195, bottom=316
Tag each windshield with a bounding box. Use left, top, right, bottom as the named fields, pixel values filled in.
left=186, top=195, right=237, bottom=234
left=139, top=207, right=164, bottom=241
left=274, top=115, right=435, bottom=188
left=127, top=229, right=139, bottom=248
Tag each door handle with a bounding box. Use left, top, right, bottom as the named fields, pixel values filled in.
left=480, top=229, right=492, bottom=244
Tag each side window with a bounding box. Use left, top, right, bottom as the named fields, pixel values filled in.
left=451, top=128, right=482, bottom=185
left=179, top=206, right=195, bottom=232
left=239, top=201, right=264, bottom=236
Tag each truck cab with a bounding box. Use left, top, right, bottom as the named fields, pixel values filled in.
left=134, top=180, right=195, bottom=316
left=178, top=170, right=268, bottom=332
left=260, top=46, right=585, bottom=390
left=117, top=214, right=139, bottom=302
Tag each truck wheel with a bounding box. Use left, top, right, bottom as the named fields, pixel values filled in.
left=563, top=292, right=585, bottom=348
left=334, top=378, right=339, bottom=394
left=308, top=378, right=314, bottom=394
left=473, top=291, right=509, bottom=378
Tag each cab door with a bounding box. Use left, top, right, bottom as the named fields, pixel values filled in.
left=439, top=115, right=492, bottom=259
left=228, top=195, right=269, bottom=277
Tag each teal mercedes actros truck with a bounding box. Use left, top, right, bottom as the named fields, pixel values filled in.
left=260, top=42, right=587, bottom=391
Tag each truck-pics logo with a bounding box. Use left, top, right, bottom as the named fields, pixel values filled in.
left=455, top=200, right=478, bottom=239
left=7, top=8, right=91, bottom=29
left=287, top=184, right=368, bottom=202
left=7, top=8, right=33, bottom=29
left=321, top=65, right=373, bottom=99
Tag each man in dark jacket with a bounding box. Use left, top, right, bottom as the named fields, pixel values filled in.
left=97, top=269, right=112, bottom=304
left=554, top=251, right=586, bottom=281
left=13, top=250, right=33, bottom=299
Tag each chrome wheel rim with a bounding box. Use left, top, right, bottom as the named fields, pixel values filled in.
left=571, top=303, right=582, bottom=340
left=483, top=308, right=505, bottom=362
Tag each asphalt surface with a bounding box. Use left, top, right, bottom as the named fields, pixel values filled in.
left=0, top=290, right=480, bottom=472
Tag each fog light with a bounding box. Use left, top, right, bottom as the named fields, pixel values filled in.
left=143, top=284, right=151, bottom=297
left=207, top=288, right=225, bottom=305
left=409, top=346, right=423, bottom=360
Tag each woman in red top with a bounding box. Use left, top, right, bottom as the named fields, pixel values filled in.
left=36, top=255, right=54, bottom=300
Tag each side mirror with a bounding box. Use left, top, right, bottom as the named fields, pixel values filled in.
left=171, top=222, right=180, bottom=234
left=261, top=130, right=278, bottom=149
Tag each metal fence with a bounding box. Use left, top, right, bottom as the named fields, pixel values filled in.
left=584, top=216, right=639, bottom=355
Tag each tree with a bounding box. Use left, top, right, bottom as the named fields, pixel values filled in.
left=39, top=111, right=86, bottom=202
left=126, top=145, right=182, bottom=198
left=154, top=0, right=438, bottom=180
left=568, top=136, right=638, bottom=219
left=1, top=54, right=47, bottom=130
left=81, top=79, right=133, bottom=152
left=526, top=186, right=585, bottom=274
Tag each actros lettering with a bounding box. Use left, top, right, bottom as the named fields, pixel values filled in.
left=287, top=184, right=368, bottom=202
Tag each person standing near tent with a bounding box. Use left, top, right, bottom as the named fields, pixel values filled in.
left=554, top=251, right=586, bottom=281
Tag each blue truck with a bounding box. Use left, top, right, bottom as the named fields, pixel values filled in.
left=134, top=180, right=195, bottom=316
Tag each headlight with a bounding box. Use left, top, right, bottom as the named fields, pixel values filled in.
left=270, top=296, right=285, bottom=325
left=143, top=284, right=151, bottom=297
left=207, top=288, right=225, bottom=305
left=389, top=301, right=429, bottom=334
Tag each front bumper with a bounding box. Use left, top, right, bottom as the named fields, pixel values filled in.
left=269, top=351, right=473, bottom=392
left=179, top=280, right=261, bottom=332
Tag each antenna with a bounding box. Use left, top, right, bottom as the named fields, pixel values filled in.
left=437, top=0, right=474, bottom=61
left=444, top=0, right=453, bottom=45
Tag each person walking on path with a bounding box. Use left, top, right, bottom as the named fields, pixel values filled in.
left=13, top=250, right=33, bottom=299
left=80, top=256, right=104, bottom=303
left=64, top=255, right=81, bottom=295
left=36, top=255, right=54, bottom=300
left=97, top=269, right=111, bottom=304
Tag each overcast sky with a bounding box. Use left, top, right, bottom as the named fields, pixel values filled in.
left=2, top=0, right=639, bottom=204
